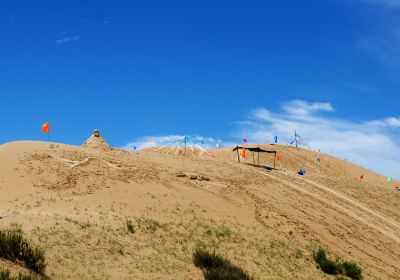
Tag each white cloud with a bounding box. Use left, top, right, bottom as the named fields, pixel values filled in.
left=282, top=100, right=334, bottom=116
left=122, top=135, right=230, bottom=151
left=366, top=117, right=400, bottom=128
left=56, top=36, right=79, bottom=44
left=238, top=101, right=400, bottom=178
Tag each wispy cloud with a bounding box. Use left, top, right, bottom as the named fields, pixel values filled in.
left=352, top=0, right=400, bottom=72
left=358, top=0, right=400, bottom=8
left=122, top=135, right=231, bottom=151
left=357, top=31, right=400, bottom=71
left=367, top=117, right=400, bottom=128
left=237, top=100, right=400, bottom=178
left=56, top=35, right=79, bottom=44
left=282, top=100, right=334, bottom=116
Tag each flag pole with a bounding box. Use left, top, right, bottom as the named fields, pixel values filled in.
left=184, top=136, right=187, bottom=156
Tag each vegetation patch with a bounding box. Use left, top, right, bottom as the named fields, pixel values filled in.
left=313, top=248, right=362, bottom=280
left=136, top=218, right=166, bottom=233
left=193, top=248, right=253, bottom=280
left=0, top=229, right=46, bottom=275
left=0, top=269, right=40, bottom=280
left=126, top=219, right=135, bottom=234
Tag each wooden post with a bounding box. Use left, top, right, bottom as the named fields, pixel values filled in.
left=273, top=152, right=276, bottom=169
left=257, top=151, right=260, bottom=165
left=236, top=147, right=240, bottom=163
left=252, top=151, right=255, bottom=165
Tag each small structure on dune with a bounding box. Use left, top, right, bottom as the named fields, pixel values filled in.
left=233, top=146, right=277, bottom=169
left=289, top=130, right=310, bottom=149
left=82, top=129, right=111, bottom=151
left=154, top=136, right=215, bottom=158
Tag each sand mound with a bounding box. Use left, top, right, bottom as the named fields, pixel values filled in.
left=0, top=141, right=399, bottom=279
left=81, top=130, right=111, bottom=151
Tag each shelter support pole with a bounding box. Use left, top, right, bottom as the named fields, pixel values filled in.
left=236, top=149, right=240, bottom=163
left=258, top=152, right=260, bottom=165
left=252, top=151, right=255, bottom=165
left=273, top=153, right=276, bottom=169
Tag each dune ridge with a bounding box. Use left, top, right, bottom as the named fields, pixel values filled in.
left=0, top=140, right=399, bottom=279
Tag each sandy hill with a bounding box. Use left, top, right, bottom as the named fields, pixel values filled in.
left=0, top=140, right=399, bottom=279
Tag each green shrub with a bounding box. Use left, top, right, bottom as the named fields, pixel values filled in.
left=320, top=258, right=341, bottom=275
left=313, top=248, right=362, bottom=280
left=313, top=248, right=327, bottom=265
left=193, top=248, right=253, bottom=280
left=193, top=249, right=225, bottom=270
left=0, top=229, right=46, bottom=274
left=126, top=219, right=135, bottom=234
left=342, top=261, right=362, bottom=280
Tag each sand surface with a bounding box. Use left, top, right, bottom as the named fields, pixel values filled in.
left=0, top=140, right=399, bottom=279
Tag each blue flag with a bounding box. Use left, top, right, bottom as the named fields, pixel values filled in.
left=274, top=136, right=278, bottom=144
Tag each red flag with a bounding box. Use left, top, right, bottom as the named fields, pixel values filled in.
left=41, top=122, right=50, bottom=133
left=360, top=175, right=364, bottom=180
left=243, top=138, right=248, bottom=143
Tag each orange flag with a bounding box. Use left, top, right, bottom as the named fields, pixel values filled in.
left=41, top=122, right=50, bottom=133
left=240, top=147, right=246, bottom=158
left=360, top=175, right=364, bottom=180
left=275, top=153, right=282, bottom=161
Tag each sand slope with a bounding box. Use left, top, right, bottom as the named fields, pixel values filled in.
left=0, top=141, right=399, bottom=279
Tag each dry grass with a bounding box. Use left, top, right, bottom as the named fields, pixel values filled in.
left=0, top=229, right=46, bottom=275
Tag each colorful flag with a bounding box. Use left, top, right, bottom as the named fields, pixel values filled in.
left=41, top=122, right=50, bottom=133
left=243, top=138, right=248, bottom=143
left=360, top=175, right=364, bottom=180
left=275, top=153, right=281, bottom=161
left=274, top=136, right=278, bottom=144
left=387, top=176, right=392, bottom=183
left=240, top=147, right=246, bottom=158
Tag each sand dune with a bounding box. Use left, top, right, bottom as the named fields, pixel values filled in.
left=0, top=139, right=399, bottom=279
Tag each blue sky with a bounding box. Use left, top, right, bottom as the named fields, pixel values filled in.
left=0, top=0, right=399, bottom=177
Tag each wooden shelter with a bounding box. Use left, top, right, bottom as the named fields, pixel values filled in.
left=233, top=146, right=277, bottom=168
